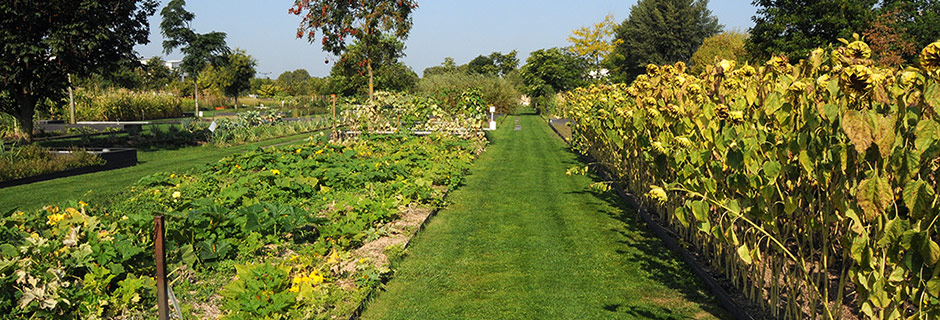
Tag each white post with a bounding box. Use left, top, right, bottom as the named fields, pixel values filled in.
left=488, top=106, right=496, bottom=131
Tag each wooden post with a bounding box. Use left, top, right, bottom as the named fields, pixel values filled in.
left=68, top=74, right=75, bottom=125
left=154, top=216, right=169, bottom=320
left=331, top=94, right=337, bottom=139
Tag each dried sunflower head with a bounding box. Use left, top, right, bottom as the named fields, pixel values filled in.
left=766, top=55, right=792, bottom=74
left=734, top=64, right=757, bottom=78
left=674, top=61, right=687, bottom=74
left=647, top=64, right=660, bottom=76
left=716, top=59, right=736, bottom=76
left=840, top=65, right=874, bottom=97
left=920, top=41, right=940, bottom=77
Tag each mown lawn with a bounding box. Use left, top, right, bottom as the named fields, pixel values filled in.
left=361, top=113, right=729, bottom=319
left=0, top=132, right=324, bottom=212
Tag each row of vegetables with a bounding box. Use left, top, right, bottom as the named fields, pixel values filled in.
left=0, top=131, right=484, bottom=319
left=563, top=37, right=940, bottom=319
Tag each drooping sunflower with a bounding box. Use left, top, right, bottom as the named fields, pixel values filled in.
left=840, top=65, right=874, bottom=98
left=920, top=41, right=940, bottom=77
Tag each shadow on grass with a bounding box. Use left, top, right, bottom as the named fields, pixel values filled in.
left=566, top=184, right=729, bottom=319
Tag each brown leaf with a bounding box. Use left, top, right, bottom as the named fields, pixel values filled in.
left=842, top=110, right=874, bottom=155
left=856, top=176, right=894, bottom=222
left=872, top=114, right=897, bottom=159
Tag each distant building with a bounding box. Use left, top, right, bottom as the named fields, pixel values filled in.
left=140, top=58, right=183, bottom=71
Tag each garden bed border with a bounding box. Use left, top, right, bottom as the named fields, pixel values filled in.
left=0, top=148, right=138, bottom=189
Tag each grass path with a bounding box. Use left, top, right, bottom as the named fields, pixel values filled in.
left=0, top=132, right=320, bottom=212
left=361, top=113, right=728, bottom=319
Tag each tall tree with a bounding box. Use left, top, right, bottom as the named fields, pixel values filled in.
left=748, top=0, right=877, bottom=61
left=610, top=0, right=721, bottom=82
left=519, top=48, right=586, bottom=102
left=0, top=0, right=158, bottom=141
left=568, top=14, right=623, bottom=78
left=327, top=36, right=417, bottom=96
left=290, top=0, right=418, bottom=101
left=277, top=69, right=315, bottom=95
left=161, top=0, right=229, bottom=115
left=199, top=49, right=257, bottom=107
left=879, top=0, right=940, bottom=59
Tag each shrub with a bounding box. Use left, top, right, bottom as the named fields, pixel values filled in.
left=417, top=73, right=520, bottom=114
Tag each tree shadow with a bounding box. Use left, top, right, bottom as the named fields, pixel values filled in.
left=566, top=183, right=731, bottom=319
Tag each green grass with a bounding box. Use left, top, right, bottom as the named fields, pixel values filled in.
left=0, top=132, right=325, bottom=213
left=361, top=112, right=728, bottom=319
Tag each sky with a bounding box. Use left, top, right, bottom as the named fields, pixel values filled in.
left=134, top=1, right=759, bottom=78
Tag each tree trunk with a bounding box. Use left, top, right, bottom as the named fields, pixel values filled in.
left=12, top=92, right=37, bottom=142
left=367, top=60, right=374, bottom=102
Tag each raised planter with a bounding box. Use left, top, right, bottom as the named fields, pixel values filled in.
left=0, top=148, right=138, bottom=189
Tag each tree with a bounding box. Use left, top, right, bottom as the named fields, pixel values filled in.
left=277, top=69, right=315, bottom=96
left=199, top=49, right=257, bottom=107
left=689, top=30, right=749, bottom=74
left=747, top=0, right=877, bottom=61
left=0, top=0, right=158, bottom=141
left=326, top=35, right=416, bottom=96
left=161, top=0, right=229, bottom=115
left=568, top=14, right=623, bottom=77
left=423, top=57, right=459, bottom=77
left=139, top=57, right=178, bottom=90
left=468, top=55, right=500, bottom=76
left=520, top=48, right=586, bottom=103
left=886, top=0, right=940, bottom=52
left=861, top=10, right=918, bottom=68
left=290, top=0, right=418, bottom=101
left=610, top=0, right=721, bottom=82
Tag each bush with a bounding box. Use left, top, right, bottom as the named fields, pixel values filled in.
left=0, top=143, right=103, bottom=182
left=74, top=88, right=183, bottom=121
left=417, top=73, right=520, bottom=114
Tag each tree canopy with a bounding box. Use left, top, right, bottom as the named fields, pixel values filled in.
left=689, top=30, right=749, bottom=74
left=520, top=48, right=586, bottom=99
left=747, top=0, right=878, bottom=60
left=567, top=14, right=622, bottom=75
left=199, top=49, right=257, bottom=106
left=467, top=51, right=519, bottom=77
left=0, top=0, right=158, bottom=141
left=609, top=0, right=721, bottom=82
left=291, top=0, right=418, bottom=100
left=327, top=36, right=417, bottom=96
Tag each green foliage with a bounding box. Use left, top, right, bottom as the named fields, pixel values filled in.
left=0, top=130, right=481, bottom=318
left=72, top=88, right=183, bottom=121
left=422, top=57, right=459, bottom=77
left=290, top=0, right=418, bottom=99
left=0, top=0, right=159, bottom=141
left=520, top=48, right=586, bottom=108
left=328, top=35, right=418, bottom=96
left=417, top=73, right=521, bottom=113
left=0, top=144, right=103, bottom=182
left=564, top=40, right=940, bottom=319
left=467, top=51, right=519, bottom=77
left=567, top=14, right=622, bottom=73
left=344, top=90, right=489, bottom=138
left=689, top=30, right=749, bottom=74
left=199, top=49, right=258, bottom=101
left=609, top=0, right=721, bottom=82
left=748, top=0, right=877, bottom=60
left=160, top=0, right=230, bottom=77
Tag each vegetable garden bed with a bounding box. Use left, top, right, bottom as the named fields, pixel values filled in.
left=0, top=132, right=484, bottom=319
left=0, top=148, right=138, bottom=189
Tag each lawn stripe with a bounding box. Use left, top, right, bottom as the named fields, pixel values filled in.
left=361, top=114, right=729, bottom=319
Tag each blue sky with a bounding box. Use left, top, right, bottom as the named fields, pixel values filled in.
left=134, top=1, right=758, bottom=78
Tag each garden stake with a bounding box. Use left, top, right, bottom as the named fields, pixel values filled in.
left=155, top=216, right=168, bottom=320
